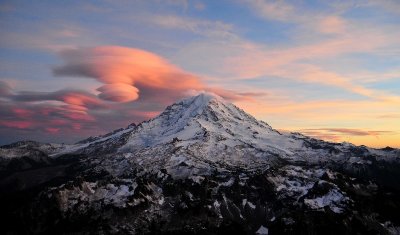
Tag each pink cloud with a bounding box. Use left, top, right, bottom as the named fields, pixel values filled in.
left=0, top=81, right=13, bottom=97
left=0, top=120, right=32, bottom=129
left=53, top=46, right=204, bottom=102
left=52, top=46, right=263, bottom=105
left=49, top=119, right=69, bottom=126
left=71, top=123, right=81, bottom=130
left=0, top=46, right=267, bottom=145
left=13, top=89, right=104, bottom=109
left=12, top=108, right=33, bottom=118
left=97, top=83, right=139, bottom=102
left=317, top=16, right=346, bottom=34
left=59, top=91, right=103, bottom=107
left=45, top=127, right=60, bottom=134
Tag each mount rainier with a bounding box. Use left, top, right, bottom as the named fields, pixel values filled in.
left=1, top=93, right=399, bottom=234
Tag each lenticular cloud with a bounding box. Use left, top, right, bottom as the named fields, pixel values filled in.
left=97, top=83, right=139, bottom=102
left=53, top=46, right=203, bottom=102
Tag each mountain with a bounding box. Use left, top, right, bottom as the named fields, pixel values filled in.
left=1, top=93, right=400, bottom=234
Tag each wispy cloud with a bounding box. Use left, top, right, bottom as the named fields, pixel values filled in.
left=242, top=0, right=296, bottom=22
left=175, top=1, right=400, bottom=103
left=145, top=14, right=236, bottom=39
left=295, top=128, right=398, bottom=145
left=301, top=128, right=395, bottom=137
left=377, top=114, right=400, bottom=119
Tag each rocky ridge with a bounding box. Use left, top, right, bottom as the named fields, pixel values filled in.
left=1, top=93, right=399, bottom=234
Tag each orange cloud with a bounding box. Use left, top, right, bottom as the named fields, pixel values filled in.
left=1, top=57, right=262, bottom=145
left=301, top=128, right=394, bottom=137
left=53, top=46, right=203, bottom=102
left=59, top=91, right=102, bottom=107
left=295, top=128, right=399, bottom=148
left=97, top=83, right=139, bottom=102
left=52, top=46, right=261, bottom=104
left=377, top=114, right=400, bottom=119
left=233, top=95, right=400, bottom=148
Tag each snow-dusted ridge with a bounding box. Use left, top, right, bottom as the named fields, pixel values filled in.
left=30, top=92, right=397, bottom=183
left=3, top=92, right=399, bottom=164
left=1, top=92, right=400, bottom=234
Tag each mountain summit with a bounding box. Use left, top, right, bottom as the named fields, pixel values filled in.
left=1, top=93, right=400, bottom=234
left=52, top=92, right=398, bottom=173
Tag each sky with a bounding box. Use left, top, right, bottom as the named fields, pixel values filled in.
left=0, top=0, right=399, bottom=148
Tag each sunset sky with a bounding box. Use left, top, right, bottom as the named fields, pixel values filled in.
left=0, top=0, right=399, bottom=147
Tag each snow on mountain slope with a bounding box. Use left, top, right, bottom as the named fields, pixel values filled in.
left=118, top=93, right=303, bottom=165
left=51, top=123, right=136, bottom=157
left=122, top=92, right=295, bottom=151
left=0, top=141, right=65, bottom=159
left=2, top=93, right=399, bottom=167
left=2, top=92, right=400, bottom=234
left=66, top=92, right=398, bottom=169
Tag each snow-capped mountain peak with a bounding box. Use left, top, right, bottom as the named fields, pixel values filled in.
left=50, top=92, right=279, bottom=157
left=120, top=92, right=286, bottom=153
left=41, top=93, right=398, bottom=166
left=1, top=92, right=400, bottom=234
